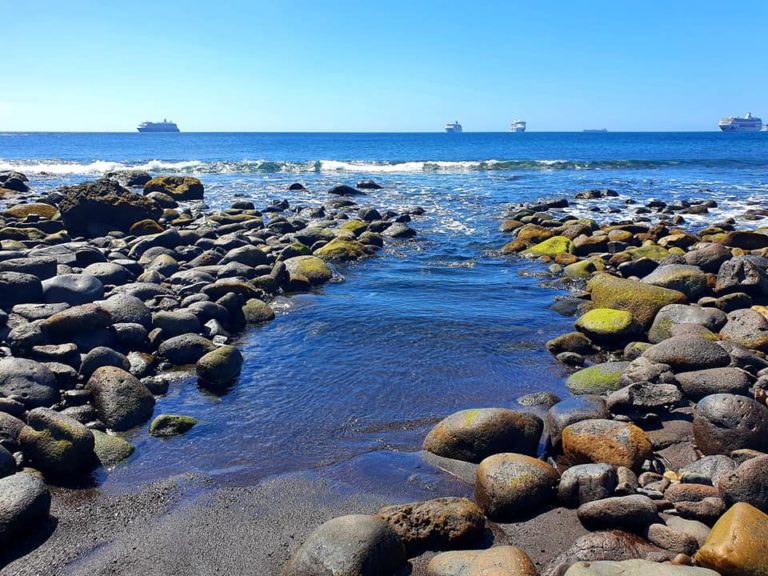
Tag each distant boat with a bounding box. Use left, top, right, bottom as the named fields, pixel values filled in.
left=583, top=129, right=608, bottom=133
left=510, top=120, right=526, bottom=133
left=762, top=124, right=768, bottom=132
left=445, top=121, right=463, bottom=133
left=137, top=119, right=180, bottom=133
left=719, top=113, right=762, bottom=132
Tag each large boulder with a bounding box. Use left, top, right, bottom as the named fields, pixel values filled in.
left=641, top=264, right=708, bottom=300
left=693, top=394, right=768, bottom=455
left=18, top=407, right=96, bottom=479
left=377, top=497, right=485, bottom=553
left=574, top=309, right=639, bottom=343
left=58, top=179, right=162, bottom=236
left=41, top=274, right=104, bottom=306
left=283, top=256, right=333, bottom=286
left=44, top=303, right=112, bottom=339
left=281, top=514, right=406, bottom=576
left=715, top=256, right=768, bottom=295
left=562, top=419, right=653, bottom=471
left=474, top=453, right=560, bottom=519
left=695, top=502, right=768, bottom=576
left=143, top=176, right=204, bottom=201
left=674, top=367, right=752, bottom=400
left=0, top=472, right=51, bottom=545
left=642, top=336, right=730, bottom=371
left=588, top=273, right=687, bottom=329
left=158, top=334, right=215, bottom=365
left=423, top=408, right=543, bottom=463
left=0, top=358, right=59, bottom=409
left=648, top=304, right=727, bottom=344
left=87, top=366, right=155, bottom=431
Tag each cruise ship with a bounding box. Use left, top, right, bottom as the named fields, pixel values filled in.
left=445, top=121, right=462, bottom=133
left=510, top=120, right=526, bottom=133
left=718, top=113, right=762, bottom=132
left=137, top=119, right=180, bottom=133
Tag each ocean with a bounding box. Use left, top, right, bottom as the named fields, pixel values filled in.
left=1, top=131, right=767, bottom=494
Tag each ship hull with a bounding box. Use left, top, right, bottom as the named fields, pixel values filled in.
left=719, top=124, right=761, bottom=132
left=137, top=127, right=180, bottom=133
left=510, top=127, right=526, bottom=133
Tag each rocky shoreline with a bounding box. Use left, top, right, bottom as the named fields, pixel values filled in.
left=0, top=170, right=422, bottom=564
left=279, top=191, right=768, bottom=576
left=3, top=173, right=768, bottom=576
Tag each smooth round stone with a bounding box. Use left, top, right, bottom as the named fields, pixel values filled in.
left=562, top=419, right=653, bottom=471
left=474, top=453, right=560, bottom=520
left=79, top=346, right=130, bottom=379
left=720, top=308, right=768, bottom=351
left=693, top=394, right=768, bottom=455
left=648, top=304, right=727, bottom=344
left=423, top=408, right=543, bottom=463
left=558, top=463, right=618, bottom=507
left=0, top=472, right=51, bottom=545
left=0, top=357, right=59, bottom=409
left=18, top=407, right=96, bottom=479
left=566, top=362, right=631, bottom=395
left=158, top=334, right=215, bottom=365
left=241, top=298, right=275, bottom=323
left=717, top=455, right=768, bottom=513
left=283, top=255, right=333, bottom=286
left=152, top=310, right=201, bottom=338
left=641, top=264, right=708, bottom=300
left=99, top=294, right=152, bottom=329
left=564, top=559, right=719, bottom=575
left=44, top=303, right=112, bottom=338
left=674, top=367, right=752, bottom=401
left=577, top=494, right=659, bottom=532
left=575, top=308, right=638, bottom=343
left=92, top=429, right=135, bottom=467
left=281, top=514, right=407, bottom=576
left=0, top=257, right=58, bottom=281
left=82, top=262, right=131, bottom=285
left=196, top=345, right=243, bottom=387
left=642, top=336, right=731, bottom=372
left=87, top=366, right=155, bottom=431
left=42, top=273, right=104, bottom=305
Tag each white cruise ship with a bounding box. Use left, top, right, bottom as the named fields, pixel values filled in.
left=510, top=120, right=526, bottom=132
left=445, top=121, right=462, bottom=133
left=719, top=113, right=762, bottom=132
left=137, top=119, right=180, bottom=133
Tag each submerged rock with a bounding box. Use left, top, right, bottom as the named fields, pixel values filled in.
left=148, top=414, right=198, bottom=437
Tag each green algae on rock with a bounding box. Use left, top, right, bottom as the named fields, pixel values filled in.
left=574, top=308, right=638, bottom=343
left=521, top=235, right=574, bottom=258
left=566, top=361, right=630, bottom=394
left=148, top=414, right=198, bottom=438
left=313, top=237, right=368, bottom=261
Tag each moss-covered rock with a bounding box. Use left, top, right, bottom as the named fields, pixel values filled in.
left=626, top=243, right=669, bottom=261
left=143, top=176, right=204, bottom=201
left=3, top=203, right=58, bottom=219
left=564, top=258, right=605, bottom=279
left=283, top=255, right=333, bottom=286
left=566, top=361, right=630, bottom=394
left=196, top=345, right=243, bottom=386
left=148, top=414, right=198, bottom=437
left=92, top=430, right=135, bottom=467
left=588, top=273, right=687, bottom=329
left=338, top=219, right=368, bottom=236
left=241, top=298, right=275, bottom=323
left=546, top=332, right=597, bottom=356
left=522, top=236, right=574, bottom=258
left=313, top=237, right=368, bottom=261
left=575, top=308, right=638, bottom=343
left=499, top=220, right=524, bottom=233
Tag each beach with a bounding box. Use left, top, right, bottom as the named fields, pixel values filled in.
left=2, top=131, right=768, bottom=575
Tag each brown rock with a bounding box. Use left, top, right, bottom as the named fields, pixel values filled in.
left=562, top=419, right=653, bottom=471
left=695, top=502, right=768, bottom=576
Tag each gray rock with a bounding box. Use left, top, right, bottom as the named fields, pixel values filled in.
left=99, top=294, right=152, bottom=329
left=679, top=455, right=737, bottom=486
left=196, top=345, right=243, bottom=387
left=158, top=334, right=215, bottom=365
left=642, top=336, right=730, bottom=371
left=152, top=310, right=201, bottom=338
left=563, top=559, right=718, bottom=575
left=44, top=303, right=112, bottom=339
left=715, top=256, right=768, bottom=295
left=0, top=472, right=51, bottom=545
left=0, top=271, right=42, bottom=310
left=79, top=346, right=131, bottom=379
left=645, top=523, right=698, bottom=555
left=220, top=245, right=269, bottom=267
left=577, top=495, right=658, bottom=532
left=662, top=515, right=710, bottom=548
left=648, top=304, right=727, bottom=344
left=12, top=302, right=70, bottom=321
left=693, top=393, right=768, bottom=455
left=547, top=396, right=610, bottom=448
left=87, top=366, right=155, bottom=431
left=382, top=222, right=416, bottom=239
left=92, top=429, right=135, bottom=467
left=0, top=257, right=58, bottom=280
left=18, top=407, right=96, bottom=479
left=0, top=444, right=16, bottom=478
left=83, top=262, right=131, bottom=285
left=717, top=454, right=768, bottom=513
left=607, top=383, right=684, bottom=413
left=42, top=273, right=104, bottom=305
left=684, top=243, right=731, bottom=273
left=558, top=463, right=618, bottom=507
left=423, top=408, right=543, bottom=463
left=642, top=264, right=708, bottom=300
left=674, top=367, right=752, bottom=400
left=0, top=412, right=26, bottom=451
left=719, top=308, right=768, bottom=351
left=0, top=357, right=58, bottom=409
left=281, top=514, right=406, bottom=576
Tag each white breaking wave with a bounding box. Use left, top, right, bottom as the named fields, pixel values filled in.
left=0, top=159, right=205, bottom=175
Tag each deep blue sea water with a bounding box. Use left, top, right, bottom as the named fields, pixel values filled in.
left=2, top=132, right=767, bottom=493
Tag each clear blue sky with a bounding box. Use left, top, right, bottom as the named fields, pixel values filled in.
left=3, top=0, right=767, bottom=131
